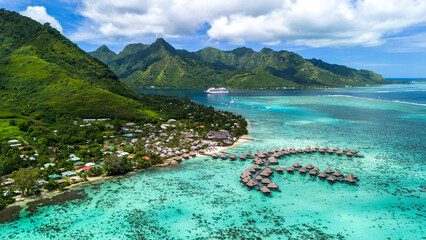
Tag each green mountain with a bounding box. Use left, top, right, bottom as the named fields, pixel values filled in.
left=90, top=39, right=387, bottom=89
left=0, top=9, right=242, bottom=127
left=89, top=45, right=116, bottom=63
left=0, top=9, right=162, bottom=122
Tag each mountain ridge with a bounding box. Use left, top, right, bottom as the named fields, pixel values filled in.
left=89, top=39, right=387, bottom=89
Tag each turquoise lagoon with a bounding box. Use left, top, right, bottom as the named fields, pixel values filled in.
left=1, top=83, right=425, bottom=239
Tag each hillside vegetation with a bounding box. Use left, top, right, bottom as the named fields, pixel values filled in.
left=90, top=39, right=387, bottom=89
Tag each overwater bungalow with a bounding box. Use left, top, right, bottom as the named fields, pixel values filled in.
left=254, top=151, right=260, bottom=156
left=323, top=146, right=329, bottom=150
left=314, top=145, right=320, bottom=150
left=289, top=149, right=296, bottom=154
left=267, top=149, right=274, bottom=154
left=258, top=153, right=266, bottom=158
left=306, top=145, right=311, bottom=150
left=292, top=162, right=302, bottom=168
left=318, top=172, right=327, bottom=180
left=246, top=151, right=252, bottom=157
left=296, top=148, right=303, bottom=154
left=221, top=154, right=227, bottom=160
left=305, top=164, right=314, bottom=170
left=336, top=150, right=343, bottom=156
left=262, top=150, right=268, bottom=155
left=240, top=155, right=247, bottom=161
left=241, top=177, right=250, bottom=183
left=282, top=147, right=288, bottom=152
left=283, top=150, right=290, bottom=155
left=309, top=170, right=318, bottom=177
left=285, top=166, right=294, bottom=174
left=248, top=167, right=256, bottom=173
left=299, top=167, right=307, bottom=175
left=333, top=171, right=343, bottom=177
left=275, top=166, right=283, bottom=173
left=327, top=175, right=337, bottom=184
left=275, top=148, right=280, bottom=152
left=304, top=148, right=311, bottom=153
left=333, top=147, right=339, bottom=152
left=318, top=148, right=325, bottom=154
left=310, top=148, right=317, bottom=153
left=246, top=180, right=257, bottom=188
left=253, top=164, right=261, bottom=170
left=344, top=177, right=357, bottom=184
left=261, top=178, right=272, bottom=184
left=230, top=154, right=236, bottom=160
left=343, top=148, right=349, bottom=152
left=260, top=171, right=271, bottom=177
left=260, top=186, right=271, bottom=196
left=346, top=173, right=358, bottom=180
left=350, top=149, right=358, bottom=154
left=212, top=153, right=218, bottom=159
left=325, top=168, right=335, bottom=174
left=254, top=158, right=264, bottom=165
left=290, top=146, right=295, bottom=150
left=268, top=157, right=278, bottom=165
left=255, top=175, right=263, bottom=181
left=346, top=152, right=353, bottom=157
left=268, top=182, right=279, bottom=190
left=327, top=149, right=334, bottom=155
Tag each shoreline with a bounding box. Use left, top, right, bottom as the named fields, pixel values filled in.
left=5, top=135, right=252, bottom=210
left=154, top=134, right=252, bottom=167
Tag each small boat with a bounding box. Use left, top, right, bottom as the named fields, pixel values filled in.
left=205, top=88, right=229, bottom=94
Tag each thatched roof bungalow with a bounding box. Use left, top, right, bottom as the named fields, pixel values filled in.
left=268, top=157, right=278, bottom=165
left=325, top=168, right=335, bottom=174
left=261, top=178, right=272, bottom=184
left=292, top=162, right=302, bottom=168
left=260, top=186, right=271, bottom=196
left=285, top=166, right=294, bottom=174
left=267, top=182, right=279, bottom=190
left=305, top=164, right=314, bottom=170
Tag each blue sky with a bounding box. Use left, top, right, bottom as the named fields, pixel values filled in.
left=2, top=0, right=426, bottom=78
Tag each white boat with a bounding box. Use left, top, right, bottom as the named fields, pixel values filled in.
left=205, top=88, right=229, bottom=94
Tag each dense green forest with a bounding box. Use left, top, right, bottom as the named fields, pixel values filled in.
left=89, top=39, right=387, bottom=89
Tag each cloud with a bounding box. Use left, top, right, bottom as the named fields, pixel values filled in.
left=72, top=0, right=426, bottom=47
left=20, top=6, right=63, bottom=33
left=385, top=32, right=426, bottom=52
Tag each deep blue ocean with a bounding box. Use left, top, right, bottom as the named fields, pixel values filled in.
left=1, top=83, right=425, bottom=239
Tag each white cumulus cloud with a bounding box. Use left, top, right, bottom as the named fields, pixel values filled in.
left=20, top=6, right=63, bottom=33
left=71, top=0, right=426, bottom=47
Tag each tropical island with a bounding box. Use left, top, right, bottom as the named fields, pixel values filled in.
left=89, top=39, right=388, bottom=89
left=0, top=9, right=247, bottom=210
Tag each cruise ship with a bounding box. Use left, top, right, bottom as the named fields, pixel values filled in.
left=205, top=88, right=229, bottom=94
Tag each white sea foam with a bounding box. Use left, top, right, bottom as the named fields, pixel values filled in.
left=320, top=95, right=426, bottom=106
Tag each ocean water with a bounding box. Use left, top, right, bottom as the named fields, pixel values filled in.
left=1, top=83, right=425, bottom=239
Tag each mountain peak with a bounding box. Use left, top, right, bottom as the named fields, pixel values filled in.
left=149, top=37, right=177, bottom=55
